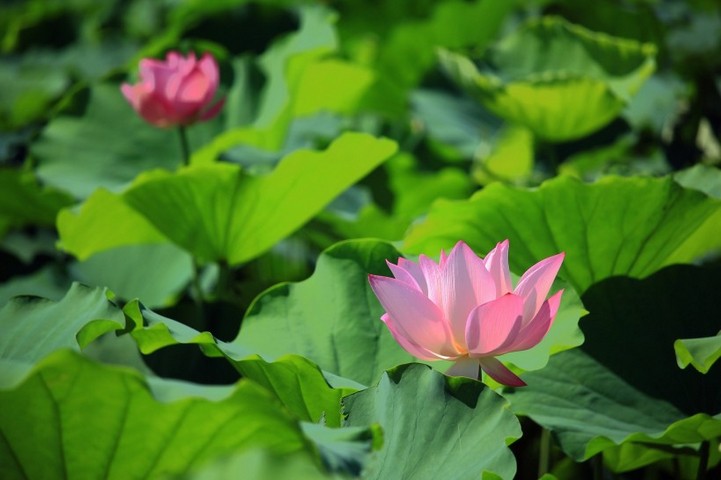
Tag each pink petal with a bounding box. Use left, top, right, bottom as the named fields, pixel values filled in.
left=446, top=357, right=480, bottom=379
left=514, top=252, right=564, bottom=324
left=198, top=53, right=220, bottom=94
left=368, top=274, right=459, bottom=357
left=396, top=257, right=428, bottom=294
left=483, top=239, right=513, bottom=296
left=478, top=357, right=526, bottom=387
left=120, top=83, right=142, bottom=109
left=382, top=314, right=452, bottom=361
left=139, top=59, right=174, bottom=92
left=126, top=86, right=177, bottom=127
left=506, top=290, right=563, bottom=352
left=465, top=293, right=524, bottom=356
left=171, top=69, right=212, bottom=119
left=440, top=241, right=498, bottom=345
left=387, top=260, right=423, bottom=291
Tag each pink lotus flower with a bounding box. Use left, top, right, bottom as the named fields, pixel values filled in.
left=369, top=240, right=564, bottom=387
left=121, top=51, right=225, bottom=128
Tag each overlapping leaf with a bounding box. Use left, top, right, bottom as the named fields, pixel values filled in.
left=404, top=175, right=721, bottom=293
left=123, top=301, right=346, bottom=427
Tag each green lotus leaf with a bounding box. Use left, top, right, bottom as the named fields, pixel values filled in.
left=57, top=132, right=397, bottom=265
left=404, top=175, right=721, bottom=294
left=0, top=350, right=311, bottom=480
left=344, top=363, right=521, bottom=479
left=240, top=239, right=413, bottom=387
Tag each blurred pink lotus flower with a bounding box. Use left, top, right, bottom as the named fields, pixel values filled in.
left=369, top=240, right=564, bottom=387
left=121, top=51, right=224, bottom=128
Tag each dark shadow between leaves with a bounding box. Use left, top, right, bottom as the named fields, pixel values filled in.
left=580, top=264, right=721, bottom=415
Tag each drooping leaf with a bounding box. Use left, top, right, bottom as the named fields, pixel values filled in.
left=404, top=175, right=721, bottom=294
left=504, top=265, right=721, bottom=471
left=240, top=239, right=413, bottom=387
left=440, top=16, right=656, bottom=141
left=675, top=335, right=721, bottom=374
left=123, top=301, right=346, bottom=427
left=0, top=350, right=311, bottom=480
left=343, top=364, right=521, bottom=480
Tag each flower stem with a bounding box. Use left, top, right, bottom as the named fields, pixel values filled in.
left=177, top=125, right=191, bottom=167
left=697, top=441, right=710, bottom=480
left=177, top=126, right=205, bottom=325
left=538, top=427, right=551, bottom=477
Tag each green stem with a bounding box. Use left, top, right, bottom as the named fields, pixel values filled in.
left=177, top=126, right=191, bottom=166
left=177, top=126, right=205, bottom=325
left=538, top=428, right=551, bottom=477
left=697, top=441, right=710, bottom=480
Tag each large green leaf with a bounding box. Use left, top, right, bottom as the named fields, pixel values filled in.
left=439, top=16, right=656, bottom=141
left=123, top=301, right=346, bottom=427
left=344, top=364, right=521, bottom=479
left=404, top=175, right=721, bottom=294
left=504, top=265, right=721, bottom=471
left=124, top=132, right=396, bottom=264
left=57, top=132, right=397, bottom=265
left=0, top=350, right=310, bottom=480
left=240, top=239, right=413, bottom=387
